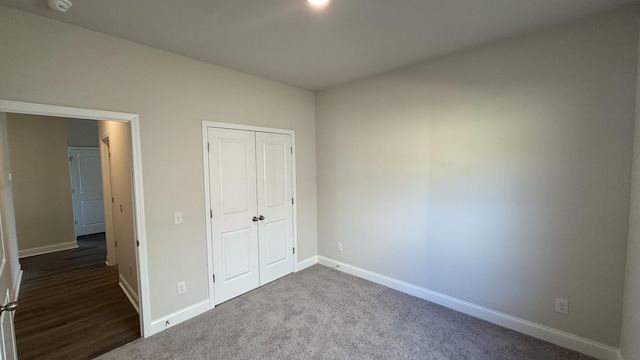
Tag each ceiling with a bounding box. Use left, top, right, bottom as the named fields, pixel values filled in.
left=1, top=0, right=638, bottom=90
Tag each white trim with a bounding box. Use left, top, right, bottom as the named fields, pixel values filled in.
left=617, top=349, right=624, bottom=360
left=318, top=256, right=620, bottom=360
left=18, top=241, right=77, bottom=258
left=11, top=269, right=22, bottom=301
left=296, top=256, right=318, bottom=271
left=148, top=299, right=210, bottom=337
left=201, top=121, right=298, bottom=309
left=0, top=99, right=150, bottom=338
left=202, top=121, right=295, bottom=135
left=119, top=273, right=140, bottom=314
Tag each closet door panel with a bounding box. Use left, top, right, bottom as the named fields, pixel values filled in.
left=256, top=132, right=294, bottom=285
left=208, top=128, right=259, bottom=305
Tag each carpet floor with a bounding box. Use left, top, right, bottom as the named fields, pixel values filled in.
left=97, top=265, right=594, bottom=360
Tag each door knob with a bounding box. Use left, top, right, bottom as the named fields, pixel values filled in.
left=252, top=216, right=259, bottom=222
left=0, top=302, right=18, bottom=313
left=258, top=215, right=265, bottom=221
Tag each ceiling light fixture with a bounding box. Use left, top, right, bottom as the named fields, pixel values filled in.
left=47, top=0, right=72, bottom=12
left=307, top=0, right=329, bottom=7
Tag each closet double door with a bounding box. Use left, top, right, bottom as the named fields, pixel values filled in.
left=207, top=127, right=294, bottom=305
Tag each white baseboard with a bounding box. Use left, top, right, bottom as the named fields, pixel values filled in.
left=18, top=241, right=78, bottom=258
left=148, top=299, right=210, bottom=337
left=296, top=256, right=318, bottom=271
left=11, top=269, right=22, bottom=301
left=317, top=256, right=620, bottom=360
left=119, top=273, right=140, bottom=314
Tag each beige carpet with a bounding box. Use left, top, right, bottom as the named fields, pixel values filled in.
left=97, top=265, right=594, bottom=359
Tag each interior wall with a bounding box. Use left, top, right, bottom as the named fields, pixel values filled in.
left=98, top=121, right=138, bottom=296
left=0, top=113, right=21, bottom=294
left=619, top=24, right=640, bottom=360
left=315, top=9, right=638, bottom=346
left=66, top=118, right=99, bottom=147
left=6, top=113, right=76, bottom=255
left=0, top=6, right=317, bottom=320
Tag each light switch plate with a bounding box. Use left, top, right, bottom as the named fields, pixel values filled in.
left=173, top=211, right=183, bottom=224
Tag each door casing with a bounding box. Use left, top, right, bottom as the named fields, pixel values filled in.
left=202, top=121, right=298, bottom=309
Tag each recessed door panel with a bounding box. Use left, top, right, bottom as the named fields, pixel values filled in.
left=218, top=140, right=250, bottom=215
left=81, top=200, right=105, bottom=225
left=262, top=143, right=286, bottom=208
left=221, top=228, right=253, bottom=281
left=264, top=219, right=288, bottom=266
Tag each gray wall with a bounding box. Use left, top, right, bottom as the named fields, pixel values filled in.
left=315, top=10, right=638, bottom=346
left=66, top=118, right=99, bottom=147
left=620, top=27, right=640, bottom=360
left=0, top=5, right=317, bottom=320
left=6, top=113, right=76, bottom=254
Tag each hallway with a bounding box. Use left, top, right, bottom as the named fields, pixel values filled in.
left=15, top=233, right=139, bottom=359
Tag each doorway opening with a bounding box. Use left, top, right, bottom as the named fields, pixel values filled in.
left=0, top=99, right=150, bottom=359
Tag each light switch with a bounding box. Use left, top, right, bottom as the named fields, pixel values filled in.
left=173, top=211, right=183, bottom=225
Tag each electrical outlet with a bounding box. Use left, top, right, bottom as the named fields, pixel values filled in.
left=177, top=281, right=187, bottom=295
left=555, top=298, right=569, bottom=315
left=337, top=242, right=343, bottom=252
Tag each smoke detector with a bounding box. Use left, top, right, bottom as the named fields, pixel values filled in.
left=47, top=0, right=72, bottom=12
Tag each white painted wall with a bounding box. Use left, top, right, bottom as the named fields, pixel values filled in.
left=6, top=113, right=77, bottom=255
left=316, top=9, right=638, bottom=347
left=619, top=24, right=640, bottom=360
left=0, top=6, right=316, bottom=320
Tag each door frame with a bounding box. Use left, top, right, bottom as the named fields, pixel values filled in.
left=0, top=99, right=151, bottom=337
left=201, top=121, right=298, bottom=309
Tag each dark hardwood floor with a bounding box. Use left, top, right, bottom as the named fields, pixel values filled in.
left=15, top=233, right=140, bottom=360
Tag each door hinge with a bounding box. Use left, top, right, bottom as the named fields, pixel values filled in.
left=293, top=247, right=295, bottom=254
left=292, top=198, right=294, bottom=205
left=213, top=274, right=216, bottom=283
left=207, top=142, right=210, bottom=152
left=291, top=147, right=293, bottom=154
left=112, top=197, right=115, bottom=203
left=71, top=188, right=75, bottom=194
left=74, top=220, right=77, bottom=225
left=115, top=241, right=118, bottom=247
left=136, top=240, right=140, bottom=247
left=210, top=209, right=213, bottom=218
left=69, top=156, right=73, bottom=162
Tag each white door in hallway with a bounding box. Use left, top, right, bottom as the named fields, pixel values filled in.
left=207, top=127, right=294, bottom=305
left=69, top=148, right=105, bottom=237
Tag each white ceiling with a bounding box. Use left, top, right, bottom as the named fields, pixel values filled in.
left=1, top=0, right=638, bottom=90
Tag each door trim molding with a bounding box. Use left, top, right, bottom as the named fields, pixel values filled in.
left=201, top=121, right=298, bottom=309
left=0, top=99, right=151, bottom=338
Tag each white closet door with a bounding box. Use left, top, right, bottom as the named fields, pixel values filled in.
left=256, top=132, right=294, bottom=285
left=208, top=128, right=260, bottom=305
left=69, top=148, right=105, bottom=237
